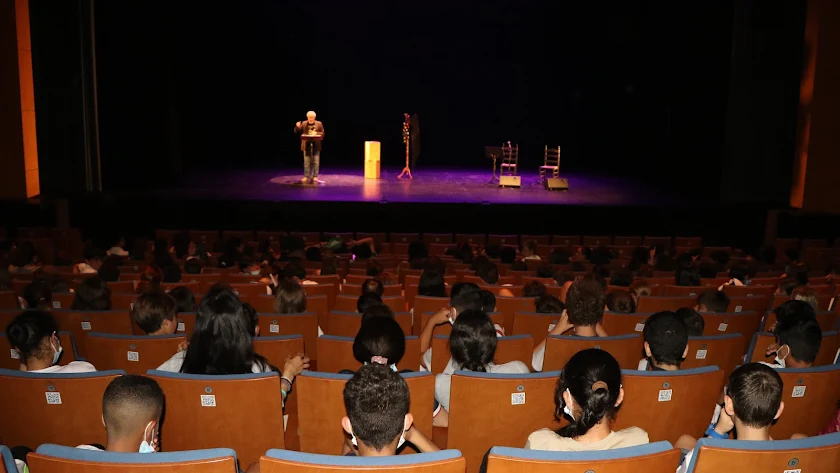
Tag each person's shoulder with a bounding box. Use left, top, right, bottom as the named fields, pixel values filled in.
left=526, top=428, right=566, bottom=449
left=61, top=361, right=97, bottom=373
left=614, top=426, right=650, bottom=444
left=494, top=360, right=530, bottom=374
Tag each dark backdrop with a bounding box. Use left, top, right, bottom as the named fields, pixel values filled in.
left=28, top=0, right=802, bottom=205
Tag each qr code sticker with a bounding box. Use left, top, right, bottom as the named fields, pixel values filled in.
left=200, top=395, right=216, bottom=407
left=52, top=301, right=61, bottom=309
left=127, top=351, right=139, bottom=362
left=717, top=323, right=728, bottom=332
left=695, top=349, right=707, bottom=360
left=45, top=392, right=62, bottom=405
left=658, top=389, right=672, bottom=402
left=511, top=393, right=525, bottom=405
left=81, top=321, right=92, bottom=331
left=10, top=349, right=20, bottom=359
left=177, top=322, right=185, bottom=332
left=270, top=324, right=279, bottom=333
left=734, top=306, right=743, bottom=313
left=792, top=386, right=806, bottom=398
left=634, top=323, right=645, bottom=332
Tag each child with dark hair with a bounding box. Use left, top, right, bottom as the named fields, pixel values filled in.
left=480, top=289, right=496, bottom=312
left=675, top=308, right=705, bottom=336
left=352, top=317, right=406, bottom=371
left=762, top=311, right=821, bottom=369
left=362, top=303, right=395, bottom=322
left=22, top=279, right=52, bottom=310
left=609, top=268, right=633, bottom=287
left=695, top=290, right=730, bottom=313
left=526, top=349, right=648, bottom=451
left=536, top=294, right=565, bottom=314
left=361, top=278, right=385, bottom=297
left=168, top=286, right=197, bottom=313
left=532, top=279, right=608, bottom=371
left=132, top=291, right=178, bottom=336
left=71, top=276, right=112, bottom=311
left=605, top=290, right=635, bottom=313
left=637, top=311, right=688, bottom=371
left=77, top=375, right=165, bottom=452
left=522, top=281, right=547, bottom=298
left=357, top=292, right=383, bottom=314
left=676, top=364, right=784, bottom=472
left=434, top=310, right=528, bottom=412
left=6, top=310, right=96, bottom=373
left=341, top=364, right=438, bottom=456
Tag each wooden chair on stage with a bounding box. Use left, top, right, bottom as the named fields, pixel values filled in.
left=539, top=145, right=560, bottom=183
left=500, top=142, right=519, bottom=176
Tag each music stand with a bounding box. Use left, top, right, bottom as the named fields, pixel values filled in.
left=485, top=146, right=503, bottom=184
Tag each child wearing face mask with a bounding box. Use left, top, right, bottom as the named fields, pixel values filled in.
left=526, top=348, right=648, bottom=451
left=77, top=375, right=165, bottom=453
left=340, top=364, right=439, bottom=456
left=5, top=310, right=96, bottom=373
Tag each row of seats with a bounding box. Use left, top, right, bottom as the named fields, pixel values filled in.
left=2, top=366, right=840, bottom=470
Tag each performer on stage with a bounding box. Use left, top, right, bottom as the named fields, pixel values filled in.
left=294, top=111, right=325, bottom=184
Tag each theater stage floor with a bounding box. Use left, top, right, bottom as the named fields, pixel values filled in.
left=149, top=167, right=677, bottom=206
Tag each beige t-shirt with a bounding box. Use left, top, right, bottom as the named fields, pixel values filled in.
left=525, top=427, right=649, bottom=451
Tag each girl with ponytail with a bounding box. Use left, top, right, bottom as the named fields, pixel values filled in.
left=526, top=348, right=649, bottom=451
left=434, top=310, right=529, bottom=413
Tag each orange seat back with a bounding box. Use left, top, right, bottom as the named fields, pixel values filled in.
left=85, top=333, right=186, bottom=374
left=543, top=334, right=642, bottom=371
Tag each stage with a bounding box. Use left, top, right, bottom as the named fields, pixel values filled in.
left=142, top=167, right=679, bottom=207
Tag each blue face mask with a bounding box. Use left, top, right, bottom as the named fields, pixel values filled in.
left=139, top=422, right=156, bottom=453
left=51, top=335, right=63, bottom=366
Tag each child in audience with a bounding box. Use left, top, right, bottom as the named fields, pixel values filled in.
left=79, top=375, right=165, bottom=452
left=695, top=290, right=730, bottom=313
left=273, top=279, right=307, bottom=313
left=131, top=291, right=178, bottom=336
left=636, top=311, right=688, bottom=371
left=480, top=289, right=496, bottom=312
left=532, top=278, right=608, bottom=371
left=6, top=310, right=96, bottom=373
left=521, top=240, right=540, bottom=261
left=761, top=312, right=821, bottom=369
left=628, top=279, right=651, bottom=305
left=605, top=290, right=635, bottom=313
left=361, top=278, right=385, bottom=297
left=73, top=247, right=105, bottom=274
left=790, top=285, right=819, bottom=312
left=168, top=285, right=197, bottom=313
left=434, top=310, right=529, bottom=412
left=535, top=294, right=564, bottom=314
left=526, top=348, right=648, bottom=451
left=357, top=292, right=382, bottom=313
left=341, top=364, right=439, bottom=456
left=22, top=279, right=52, bottom=310
left=157, top=288, right=309, bottom=402
left=419, top=288, right=498, bottom=370
left=349, top=317, right=406, bottom=372
left=71, top=276, right=112, bottom=311
left=675, top=307, right=705, bottom=336
left=522, top=281, right=547, bottom=298
left=676, top=363, right=784, bottom=473
left=362, top=303, right=395, bottom=321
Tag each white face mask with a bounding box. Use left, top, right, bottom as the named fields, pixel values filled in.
left=51, top=336, right=63, bottom=366
left=250, top=270, right=261, bottom=276
left=562, top=388, right=576, bottom=421
left=139, top=422, right=155, bottom=453
left=448, top=308, right=457, bottom=325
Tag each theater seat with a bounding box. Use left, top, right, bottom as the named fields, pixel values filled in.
left=27, top=444, right=238, bottom=473
left=485, top=441, right=680, bottom=473
left=685, top=432, right=840, bottom=473
left=1, top=445, right=17, bottom=473
left=146, top=370, right=285, bottom=469
left=259, top=448, right=465, bottom=473
left=0, top=369, right=125, bottom=449
left=543, top=334, right=643, bottom=371
left=84, top=333, right=186, bottom=375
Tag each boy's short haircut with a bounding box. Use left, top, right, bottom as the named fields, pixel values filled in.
left=131, top=291, right=176, bottom=334
left=605, top=290, right=636, bottom=313
left=775, top=315, right=822, bottom=364
left=522, top=281, right=547, bottom=298
left=361, top=278, right=385, bottom=297
left=642, top=311, right=688, bottom=366
left=565, top=278, right=606, bottom=326
left=450, top=282, right=480, bottom=299
left=696, top=290, right=730, bottom=313
left=450, top=289, right=483, bottom=313
left=726, top=363, right=783, bottom=428
left=675, top=308, right=705, bottom=336
left=102, top=375, right=165, bottom=437
left=343, top=364, right=410, bottom=451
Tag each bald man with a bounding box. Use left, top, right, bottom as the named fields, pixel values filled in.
left=294, top=111, right=325, bottom=184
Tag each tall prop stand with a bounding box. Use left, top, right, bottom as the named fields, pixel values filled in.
left=398, top=113, right=413, bottom=179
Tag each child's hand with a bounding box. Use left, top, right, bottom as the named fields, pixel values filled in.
left=282, top=354, right=311, bottom=379
left=714, top=408, right=735, bottom=436
left=433, top=308, right=452, bottom=325
left=550, top=310, right=574, bottom=335
left=177, top=340, right=190, bottom=352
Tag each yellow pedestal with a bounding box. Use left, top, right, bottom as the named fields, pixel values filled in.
left=364, top=141, right=381, bottom=179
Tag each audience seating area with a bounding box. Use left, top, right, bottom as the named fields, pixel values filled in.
left=2, top=228, right=840, bottom=472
